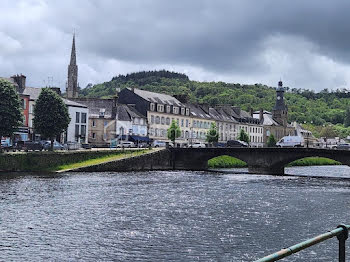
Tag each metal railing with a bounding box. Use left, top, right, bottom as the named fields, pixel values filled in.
left=255, top=224, right=349, bottom=262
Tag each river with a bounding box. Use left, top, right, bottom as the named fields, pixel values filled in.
left=1, top=166, right=350, bottom=261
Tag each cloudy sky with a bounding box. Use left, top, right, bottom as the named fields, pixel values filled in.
left=1, top=0, right=350, bottom=91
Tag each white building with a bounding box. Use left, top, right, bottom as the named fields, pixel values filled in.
left=64, top=99, right=89, bottom=144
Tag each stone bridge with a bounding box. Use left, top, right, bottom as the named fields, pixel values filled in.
left=169, top=147, right=350, bottom=175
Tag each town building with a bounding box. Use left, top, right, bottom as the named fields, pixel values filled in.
left=253, top=81, right=296, bottom=144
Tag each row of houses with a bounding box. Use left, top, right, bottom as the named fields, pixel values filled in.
left=2, top=35, right=297, bottom=147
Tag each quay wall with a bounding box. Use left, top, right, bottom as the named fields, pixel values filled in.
left=0, top=150, right=148, bottom=172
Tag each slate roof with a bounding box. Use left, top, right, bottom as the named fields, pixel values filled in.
left=23, top=87, right=87, bottom=108
left=253, top=111, right=280, bottom=126
left=117, top=104, right=146, bottom=121
left=0, top=77, right=18, bottom=86
left=72, top=98, right=115, bottom=118
left=132, top=88, right=183, bottom=107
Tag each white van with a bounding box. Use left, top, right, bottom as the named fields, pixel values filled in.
left=276, top=136, right=304, bottom=147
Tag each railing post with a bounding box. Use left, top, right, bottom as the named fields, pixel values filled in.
left=337, top=224, right=348, bottom=262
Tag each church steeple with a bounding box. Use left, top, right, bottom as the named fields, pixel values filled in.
left=66, top=33, right=78, bottom=98
left=272, top=80, right=288, bottom=126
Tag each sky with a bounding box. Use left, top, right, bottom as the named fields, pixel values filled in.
left=1, top=0, right=350, bottom=92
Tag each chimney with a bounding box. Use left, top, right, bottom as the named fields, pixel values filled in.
left=250, top=108, right=253, bottom=117
left=259, top=108, right=264, bottom=122
left=11, top=74, right=26, bottom=93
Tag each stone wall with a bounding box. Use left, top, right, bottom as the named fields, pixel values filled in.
left=0, top=150, right=146, bottom=172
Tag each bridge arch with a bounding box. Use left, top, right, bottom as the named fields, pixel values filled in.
left=170, top=148, right=350, bottom=175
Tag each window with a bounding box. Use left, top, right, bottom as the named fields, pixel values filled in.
left=155, top=116, right=160, bottom=124
left=99, top=109, right=105, bottom=118
left=21, top=99, right=26, bottom=109
left=75, top=124, right=79, bottom=137
left=134, top=118, right=139, bottom=124
left=193, top=121, right=197, bottom=128
left=166, top=117, right=170, bottom=125
left=161, top=117, right=165, bottom=125
left=186, top=119, right=189, bottom=127
left=151, top=115, right=154, bottom=124
left=81, top=113, right=87, bottom=124
left=92, top=120, right=96, bottom=127
left=140, top=119, right=144, bottom=125
left=92, top=132, right=96, bottom=139
left=166, top=105, right=171, bottom=113
left=181, top=119, right=184, bottom=127
left=149, top=128, right=154, bottom=136
left=186, top=108, right=190, bottom=116
left=81, top=125, right=86, bottom=138
left=104, top=121, right=108, bottom=127
left=150, top=103, right=155, bottom=111
left=181, top=108, right=185, bottom=115
left=173, top=107, right=179, bottom=114
left=23, top=115, right=26, bottom=125
left=29, top=104, right=34, bottom=113
left=157, top=104, right=164, bottom=112
left=76, top=112, right=80, bottom=123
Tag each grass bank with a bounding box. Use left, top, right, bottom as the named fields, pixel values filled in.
left=208, top=156, right=341, bottom=168
left=53, top=150, right=149, bottom=172
left=0, top=149, right=153, bottom=172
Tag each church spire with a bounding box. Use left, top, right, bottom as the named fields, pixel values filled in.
left=66, top=33, right=78, bottom=99
left=70, top=33, right=76, bottom=66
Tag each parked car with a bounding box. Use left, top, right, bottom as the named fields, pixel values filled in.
left=191, top=142, right=206, bottom=148
left=65, top=142, right=82, bottom=150
left=214, top=142, right=226, bottom=148
left=226, top=140, right=248, bottom=147
left=1, top=138, right=12, bottom=148
left=336, top=143, right=350, bottom=150
left=276, top=136, right=304, bottom=147
left=15, top=141, right=43, bottom=151
left=43, top=141, right=65, bottom=150
left=117, top=141, right=135, bottom=148
left=152, top=140, right=166, bottom=147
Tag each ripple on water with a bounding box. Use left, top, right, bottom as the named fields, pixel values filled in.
left=0, top=166, right=349, bottom=261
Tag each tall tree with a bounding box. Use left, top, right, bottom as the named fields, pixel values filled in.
left=0, top=79, right=22, bottom=152
left=319, top=125, right=337, bottom=138
left=238, top=129, right=250, bottom=144
left=167, top=120, right=181, bottom=145
left=33, top=88, right=70, bottom=151
left=344, top=107, right=350, bottom=127
left=267, top=134, right=277, bottom=147
left=206, top=123, right=219, bottom=144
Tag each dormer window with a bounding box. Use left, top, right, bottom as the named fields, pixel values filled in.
left=157, top=104, right=164, bottom=112
left=173, top=106, right=179, bottom=114
left=186, top=108, right=190, bottom=116
left=166, top=105, right=171, bottom=113
left=150, top=103, right=155, bottom=111
left=181, top=108, right=185, bottom=115
left=99, top=108, right=105, bottom=118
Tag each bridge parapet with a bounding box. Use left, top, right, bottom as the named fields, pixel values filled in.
left=169, top=147, right=350, bottom=175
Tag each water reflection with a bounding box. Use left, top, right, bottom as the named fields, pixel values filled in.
left=0, top=166, right=349, bottom=261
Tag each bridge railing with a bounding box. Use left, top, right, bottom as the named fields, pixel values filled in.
left=255, top=224, right=349, bottom=262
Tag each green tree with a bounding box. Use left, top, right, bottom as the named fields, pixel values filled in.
left=33, top=88, right=70, bottom=151
left=0, top=79, right=22, bottom=152
left=206, top=123, right=219, bottom=144
left=238, top=129, right=250, bottom=144
left=344, top=107, right=350, bottom=127
left=319, top=125, right=337, bottom=138
left=167, top=120, right=181, bottom=145
left=267, top=134, right=277, bottom=147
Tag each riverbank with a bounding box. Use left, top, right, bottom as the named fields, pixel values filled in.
left=0, top=149, right=155, bottom=172
left=208, top=156, right=341, bottom=168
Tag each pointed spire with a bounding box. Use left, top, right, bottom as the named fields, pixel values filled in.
left=70, top=33, right=76, bottom=65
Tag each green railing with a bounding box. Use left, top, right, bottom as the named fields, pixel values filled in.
left=255, top=224, right=349, bottom=262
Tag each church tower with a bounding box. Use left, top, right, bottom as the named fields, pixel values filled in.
left=272, top=80, right=288, bottom=126
left=66, top=34, right=78, bottom=98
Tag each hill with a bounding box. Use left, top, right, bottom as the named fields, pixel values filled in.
left=79, top=70, right=350, bottom=138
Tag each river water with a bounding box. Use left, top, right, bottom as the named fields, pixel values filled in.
left=1, top=166, right=350, bottom=261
